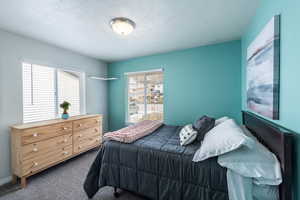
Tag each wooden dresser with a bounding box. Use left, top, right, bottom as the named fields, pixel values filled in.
left=10, top=114, right=102, bottom=188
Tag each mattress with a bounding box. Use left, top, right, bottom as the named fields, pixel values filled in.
left=84, top=124, right=228, bottom=200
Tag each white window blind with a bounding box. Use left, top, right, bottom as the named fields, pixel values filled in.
left=57, top=70, right=80, bottom=116
left=23, top=63, right=56, bottom=123
left=22, top=63, right=84, bottom=123
left=126, top=70, right=164, bottom=123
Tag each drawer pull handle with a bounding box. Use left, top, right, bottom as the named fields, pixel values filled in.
left=78, top=134, right=82, bottom=138
left=96, top=119, right=100, bottom=122
left=63, top=139, right=68, bottom=143
left=33, top=133, right=38, bottom=137
left=94, top=128, right=98, bottom=132
left=96, top=139, right=100, bottom=142
left=79, top=124, right=83, bottom=127
left=62, top=127, right=68, bottom=130
left=33, top=162, right=38, bottom=167
left=78, top=146, right=82, bottom=149
left=63, top=151, right=69, bottom=155
left=33, top=148, right=38, bottom=152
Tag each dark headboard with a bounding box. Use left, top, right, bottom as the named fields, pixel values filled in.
left=242, top=111, right=293, bottom=200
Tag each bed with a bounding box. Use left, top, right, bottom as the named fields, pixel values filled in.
left=83, top=111, right=293, bottom=200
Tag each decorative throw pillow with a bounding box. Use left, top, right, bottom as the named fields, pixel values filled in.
left=192, top=119, right=255, bottom=162
left=179, top=124, right=197, bottom=146
left=192, top=115, right=215, bottom=141
left=215, top=116, right=229, bottom=126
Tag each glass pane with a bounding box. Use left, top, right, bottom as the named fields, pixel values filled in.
left=128, top=75, right=145, bottom=123
left=57, top=70, right=81, bottom=116
left=145, top=73, right=163, bottom=121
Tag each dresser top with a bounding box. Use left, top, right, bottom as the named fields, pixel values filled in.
left=11, top=114, right=102, bottom=130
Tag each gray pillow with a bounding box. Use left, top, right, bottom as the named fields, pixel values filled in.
left=192, top=115, right=215, bottom=141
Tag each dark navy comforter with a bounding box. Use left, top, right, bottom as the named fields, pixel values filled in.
left=84, top=125, right=228, bottom=200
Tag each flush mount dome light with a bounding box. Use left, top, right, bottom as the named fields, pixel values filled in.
left=110, top=17, right=135, bottom=36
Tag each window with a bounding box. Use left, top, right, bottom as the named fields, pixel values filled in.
left=22, top=63, right=85, bottom=123
left=57, top=70, right=81, bottom=116
left=126, top=70, right=164, bottom=124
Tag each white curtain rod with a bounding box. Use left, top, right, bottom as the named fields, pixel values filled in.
left=88, top=76, right=118, bottom=80
left=124, top=68, right=164, bottom=76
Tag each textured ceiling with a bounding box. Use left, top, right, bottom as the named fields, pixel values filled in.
left=0, top=0, right=260, bottom=62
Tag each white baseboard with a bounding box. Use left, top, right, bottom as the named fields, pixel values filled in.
left=0, top=176, right=12, bottom=186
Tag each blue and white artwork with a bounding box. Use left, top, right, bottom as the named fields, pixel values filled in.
left=247, top=15, right=280, bottom=120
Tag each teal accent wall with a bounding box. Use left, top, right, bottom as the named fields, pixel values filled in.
left=108, top=40, right=241, bottom=131
left=241, top=0, right=300, bottom=198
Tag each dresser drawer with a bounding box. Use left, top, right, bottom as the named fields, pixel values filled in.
left=22, top=145, right=72, bottom=176
left=21, top=122, right=72, bottom=145
left=73, top=135, right=101, bottom=154
left=73, top=117, right=101, bottom=131
left=74, top=126, right=101, bottom=142
left=22, top=134, right=72, bottom=161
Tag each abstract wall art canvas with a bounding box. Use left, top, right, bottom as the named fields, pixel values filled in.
left=246, top=15, right=280, bottom=120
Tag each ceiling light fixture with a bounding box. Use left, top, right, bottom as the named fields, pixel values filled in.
left=110, top=17, right=135, bottom=36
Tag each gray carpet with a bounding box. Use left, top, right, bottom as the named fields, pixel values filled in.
left=0, top=149, right=145, bottom=200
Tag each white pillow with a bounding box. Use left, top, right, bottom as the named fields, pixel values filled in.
left=253, top=184, right=279, bottom=200
left=192, top=119, right=254, bottom=162
left=218, top=126, right=282, bottom=186
left=179, top=124, right=197, bottom=146
left=215, top=116, right=229, bottom=126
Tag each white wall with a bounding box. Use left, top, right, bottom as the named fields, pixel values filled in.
left=0, top=29, right=108, bottom=184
